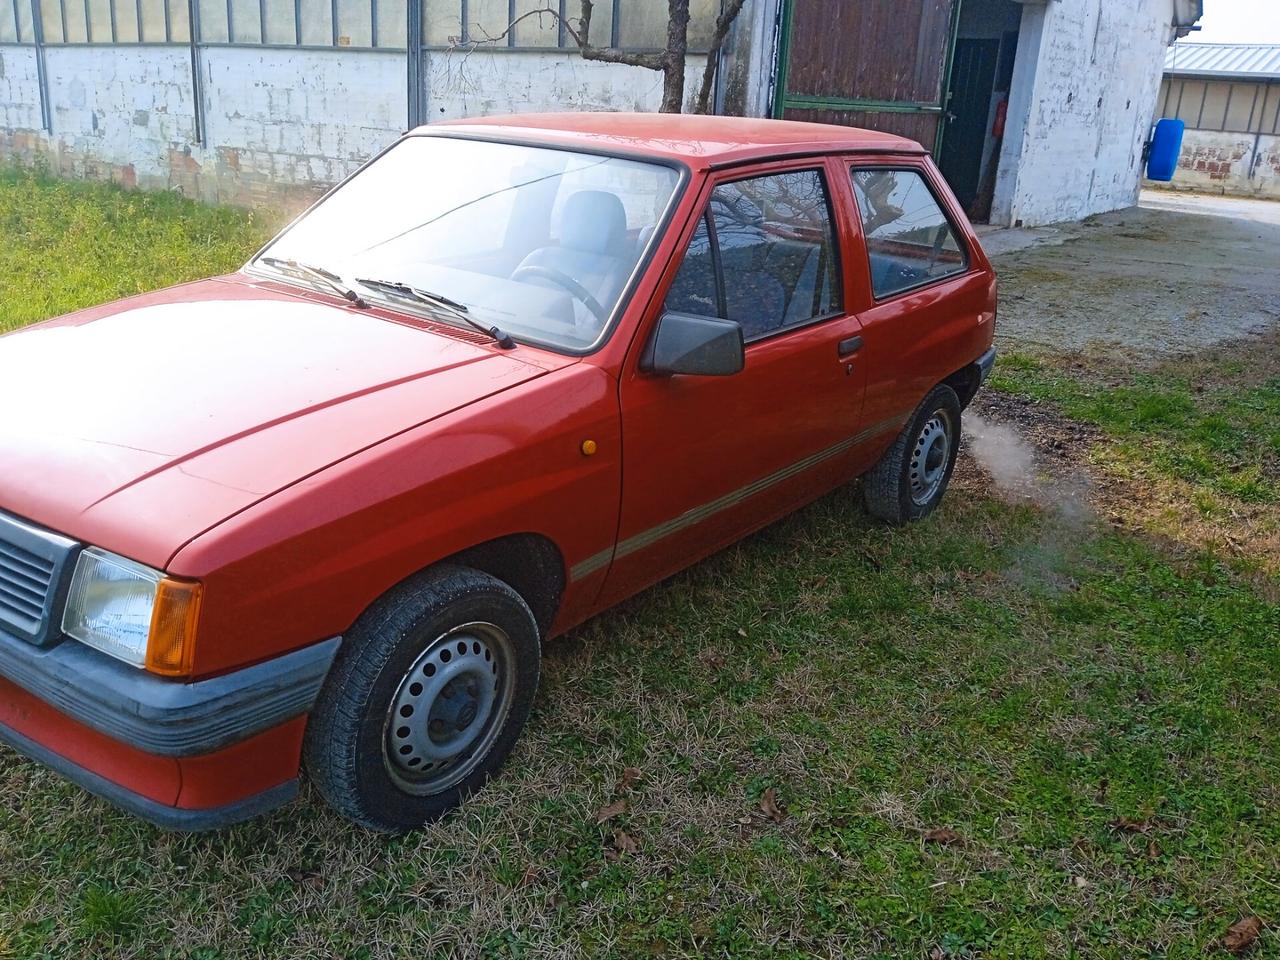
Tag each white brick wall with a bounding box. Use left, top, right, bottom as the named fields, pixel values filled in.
left=991, top=0, right=1178, bottom=227
left=42, top=45, right=196, bottom=181
left=424, top=49, right=707, bottom=118
left=200, top=46, right=405, bottom=201
left=0, top=42, right=706, bottom=208
left=1146, top=127, right=1280, bottom=200
left=0, top=46, right=41, bottom=133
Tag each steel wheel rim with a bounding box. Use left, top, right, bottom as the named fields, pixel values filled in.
left=909, top=410, right=952, bottom=506
left=383, top=621, right=515, bottom=795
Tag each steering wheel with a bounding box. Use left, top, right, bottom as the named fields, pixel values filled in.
left=512, top=265, right=609, bottom=324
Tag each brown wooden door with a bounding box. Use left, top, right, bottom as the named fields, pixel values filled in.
left=773, top=0, right=960, bottom=154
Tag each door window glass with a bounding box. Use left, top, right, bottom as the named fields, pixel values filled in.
left=665, top=169, right=842, bottom=341
left=664, top=214, right=719, bottom=317
left=852, top=169, right=967, bottom=299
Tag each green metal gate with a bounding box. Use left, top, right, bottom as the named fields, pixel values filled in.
left=771, top=0, right=963, bottom=156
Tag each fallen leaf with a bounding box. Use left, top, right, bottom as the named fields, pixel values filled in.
left=517, top=865, right=540, bottom=888
left=619, top=767, right=642, bottom=791
left=1146, top=839, right=1161, bottom=860
left=922, top=827, right=961, bottom=846
left=759, top=787, right=786, bottom=823
left=1072, top=875, right=1089, bottom=889
left=929, top=947, right=945, bottom=960
left=1108, top=816, right=1149, bottom=834
left=286, top=867, right=324, bottom=890
left=1223, top=916, right=1261, bottom=954
left=595, top=799, right=627, bottom=824
left=736, top=627, right=749, bottom=638
left=611, top=830, right=639, bottom=855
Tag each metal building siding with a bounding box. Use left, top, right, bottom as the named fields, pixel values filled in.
left=1164, top=43, right=1280, bottom=81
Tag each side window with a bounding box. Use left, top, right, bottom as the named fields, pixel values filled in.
left=664, top=214, right=719, bottom=317
left=851, top=169, right=968, bottom=299
left=664, top=169, right=842, bottom=342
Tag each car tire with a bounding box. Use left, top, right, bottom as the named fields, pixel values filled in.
left=862, top=384, right=962, bottom=525
left=304, top=564, right=541, bottom=833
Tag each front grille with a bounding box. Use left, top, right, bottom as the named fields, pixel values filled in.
left=0, top=512, right=78, bottom=646
left=0, top=542, right=55, bottom=633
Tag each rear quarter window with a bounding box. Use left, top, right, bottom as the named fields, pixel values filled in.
left=851, top=168, right=968, bottom=300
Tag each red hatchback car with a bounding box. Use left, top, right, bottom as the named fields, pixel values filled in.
left=0, top=114, right=995, bottom=831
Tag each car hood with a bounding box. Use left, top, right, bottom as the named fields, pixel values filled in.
left=0, top=277, right=570, bottom=567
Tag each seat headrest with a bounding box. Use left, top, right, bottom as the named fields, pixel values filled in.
left=560, top=190, right=627, bottom=256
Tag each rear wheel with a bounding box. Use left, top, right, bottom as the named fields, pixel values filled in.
left=304, top=565, right=540, bottom=832
left=862, top=384, right=962, bottom=525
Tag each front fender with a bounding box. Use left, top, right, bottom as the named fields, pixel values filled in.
left=169, top=364, right=622, bottom=678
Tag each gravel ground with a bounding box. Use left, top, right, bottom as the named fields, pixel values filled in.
left=988, top=192, right=1280, bottom=359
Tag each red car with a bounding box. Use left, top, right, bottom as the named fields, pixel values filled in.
left=0, top=114, right=995, bottom=831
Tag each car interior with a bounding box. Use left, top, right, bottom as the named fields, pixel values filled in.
left=665, top=189, right=837, bottom=341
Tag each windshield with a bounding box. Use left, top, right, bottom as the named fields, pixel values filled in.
left=254, top=135, right=683, bottom=352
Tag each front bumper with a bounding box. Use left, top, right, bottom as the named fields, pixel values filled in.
left=0, top=629, right=340, bottom=829
left=0, top=709, right=301, bottom=830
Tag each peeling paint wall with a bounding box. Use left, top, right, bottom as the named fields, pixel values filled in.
left=0, top=47, right=42, bottom=133
left=0, top=44, right=705, bottom=210
left=423, top=49, right=707, bottom=119
left=1146, top=128, right=1280, bottom=200
left=990, top=0, right=1178, bottom=227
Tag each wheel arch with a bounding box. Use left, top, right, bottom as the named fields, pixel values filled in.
left=435, top=533, right=566, bottom=636
left=942, top=361, right=981, bottom=409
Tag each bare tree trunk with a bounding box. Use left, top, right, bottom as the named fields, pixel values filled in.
left=659, top=0, right=691, bottom=114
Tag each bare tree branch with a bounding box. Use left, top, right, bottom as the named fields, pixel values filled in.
left=694, top=0, right=749, bottom=115
left=467, top=1, right=665, bottom=72
left=460, top=0, right=743, bottom=114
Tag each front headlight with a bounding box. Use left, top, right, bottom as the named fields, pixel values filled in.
left=62, top=547, right=203, bottom=676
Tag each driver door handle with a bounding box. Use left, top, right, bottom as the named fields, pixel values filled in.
left=837, top=335, right=864, bottom=358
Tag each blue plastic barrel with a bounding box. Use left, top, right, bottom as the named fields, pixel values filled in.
left=1146, top=118, right=1185, bottom=182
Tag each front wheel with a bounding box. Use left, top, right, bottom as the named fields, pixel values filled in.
left=304, top=565, right=540, bottom=832
left=862, top=384, right=962, bottom=525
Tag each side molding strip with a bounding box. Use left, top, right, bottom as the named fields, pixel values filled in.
left=568, top=413, right=906, bottom=583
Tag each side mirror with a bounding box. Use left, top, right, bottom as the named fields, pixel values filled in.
left=643, top=311, right=745, bottom=377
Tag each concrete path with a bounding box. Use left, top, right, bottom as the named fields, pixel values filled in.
left=1139, top=189, right=1280, bottom=227
left=983, top=191, right=1280, bottom=359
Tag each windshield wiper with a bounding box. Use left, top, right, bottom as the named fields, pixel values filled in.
left=355, top=279, right=515, bottom=349
left=258, top=257, right=369, bottom=308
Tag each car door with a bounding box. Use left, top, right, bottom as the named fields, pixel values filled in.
left=597, top=158, right=870, bottom=604
left=843, top=158, right=995, bottom=476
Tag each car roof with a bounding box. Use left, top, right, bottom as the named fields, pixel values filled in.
left=412, top=112, right=928, bottom=168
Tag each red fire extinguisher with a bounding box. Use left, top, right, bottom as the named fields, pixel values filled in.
left=992, top=97, right=1009, bottom=139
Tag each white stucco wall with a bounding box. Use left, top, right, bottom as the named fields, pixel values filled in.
left=991, top=0, right=1179, bottom=227
left=0, top=46, right=42, bottom=132
left=200, top=46, right=406, bottom=204
left=0, top=43, right=705, bottom=208
left=1146, top=127, right=1280, bottom=200
left=424, top=49, right=707, bottom=118
left=42, top=45, right=197, bottom=183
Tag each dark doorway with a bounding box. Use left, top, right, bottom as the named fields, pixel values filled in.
left=940, top=39, right=1000, bottom=213
left=937, top=0, right=1023, bottom=222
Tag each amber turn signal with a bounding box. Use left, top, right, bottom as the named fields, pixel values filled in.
left=145, top=578, right=204, bottom=677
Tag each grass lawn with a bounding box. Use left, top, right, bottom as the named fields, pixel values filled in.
left=0, top=167, right=273, bottom=333
left=0, top=173, right=1277, bottom=959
